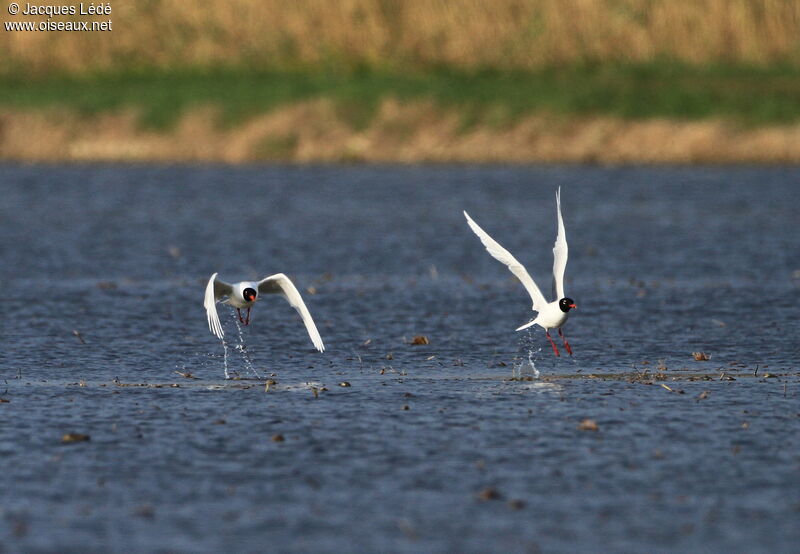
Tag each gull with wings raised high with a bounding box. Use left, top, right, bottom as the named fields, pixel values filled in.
left=464, top=187, right=577, bottom=356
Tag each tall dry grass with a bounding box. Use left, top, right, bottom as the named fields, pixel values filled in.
left=2, top=0, right=800, bottom=76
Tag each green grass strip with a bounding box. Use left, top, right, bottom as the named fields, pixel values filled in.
left=1, top=63, right=799, bottom=129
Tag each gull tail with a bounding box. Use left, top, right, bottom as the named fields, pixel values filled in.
left=515, top=320, right=537, bottom=332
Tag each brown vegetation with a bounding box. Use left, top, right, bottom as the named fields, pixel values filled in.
left=5, top=100, right=800, bottom=163
left=3, top=1, right=800, bottom=76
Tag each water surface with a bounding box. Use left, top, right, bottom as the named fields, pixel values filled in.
left=1, top=165, right=798, bottom=552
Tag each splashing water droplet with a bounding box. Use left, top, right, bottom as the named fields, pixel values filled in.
left=514, top=329, right=540, bottom=379
left=232, top=311, right=261, bottom=379
left=524, top=348, right=540, bottom=379
left=222, top=339, right=230, bottom=379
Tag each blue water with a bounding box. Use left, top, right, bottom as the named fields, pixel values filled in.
left=1, top=165, right=799, bottom=552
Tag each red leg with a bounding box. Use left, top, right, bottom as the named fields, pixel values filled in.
left=545, top=330, right=560, bottom=357
left=245, top=307, right=251, bottom=325
left=558, top=328, right=573, bottom=356
left=237, top=308, right=246, bottom=325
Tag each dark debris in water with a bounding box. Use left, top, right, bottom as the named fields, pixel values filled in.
left=174, top=371, right=197, bottom=379
left=477, top=487, right=502, bottom=501
left=133, top=504, right=155, bottom=519
left=61, top=433, right=90, bottom=443
left=540, top=371, right=793, bottom=383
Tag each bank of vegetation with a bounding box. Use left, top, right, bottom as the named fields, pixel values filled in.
left=3, top=1, right=800, bottom=163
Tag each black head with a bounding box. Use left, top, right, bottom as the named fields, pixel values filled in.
left=243, top=288, right=258, bottom=302
left=559, top=297, right=577, bottom=313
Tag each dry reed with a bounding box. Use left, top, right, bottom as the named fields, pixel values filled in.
left=2, top=0, right=800, bottom=76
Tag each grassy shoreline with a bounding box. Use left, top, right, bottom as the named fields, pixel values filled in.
left=4, top=64, right=800, bottom=164
left=3, top=64, right=800, bottom=130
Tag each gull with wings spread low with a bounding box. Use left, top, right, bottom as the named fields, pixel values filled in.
left=203, top=272, right=325, bottom=353
left=464, top=187, right=577, bottom=356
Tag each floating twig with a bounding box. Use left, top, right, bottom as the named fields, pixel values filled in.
left=174, top=371, right=197, bottom=379
left=61, top=433, right=90, bottom=443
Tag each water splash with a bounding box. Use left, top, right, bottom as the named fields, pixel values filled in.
left=222, top=339, right=230, bottom=380
left=212, top=310, right=263, bottom=380
left=515, top=348, right=540, bottom=379
left=513, top=329, right=541, bottom=379
left=232, top=312, right=261, bottom=379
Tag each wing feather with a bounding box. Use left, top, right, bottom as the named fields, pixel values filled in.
left=204, top=272, right=232, bottom=339
left=552, top=187, right=569, bottom=300
left=258, top=274, right=325, bottom=352
left=463, top=211, right=547, bottom=311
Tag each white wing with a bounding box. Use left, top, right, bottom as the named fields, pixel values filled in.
left=204, top=272, right=232, bottom=339
left=552, top=187, right=568, bottom=300
left=258, top=273, right=325, bottom=352
left=463, top=211, right=547, bottom=312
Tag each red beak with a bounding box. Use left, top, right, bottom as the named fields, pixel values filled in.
left=569, top=303, right=577, bottom=309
